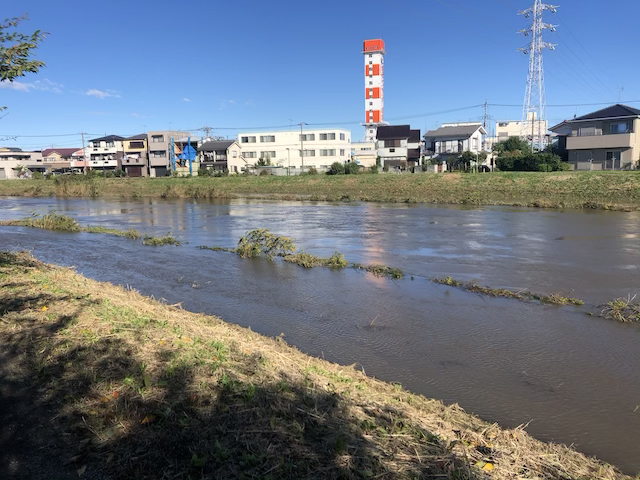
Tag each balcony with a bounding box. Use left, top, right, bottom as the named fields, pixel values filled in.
left=567, top=132, right=633, bottom=150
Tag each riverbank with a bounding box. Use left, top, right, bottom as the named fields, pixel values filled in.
left=1, top=171, right=639, bottom=210
left=0, top=251, right=630, bottom=479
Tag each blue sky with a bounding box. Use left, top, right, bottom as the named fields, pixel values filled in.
left=1, top=0, right=638, bottom=150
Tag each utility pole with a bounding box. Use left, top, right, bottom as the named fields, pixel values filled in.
left=298, top=122, right=307, bottom=173
left=482, top=100, right=488, bottom=129
left=518, top=1, right=558, bottom=152
left=80, top=131, right=88, bottom=175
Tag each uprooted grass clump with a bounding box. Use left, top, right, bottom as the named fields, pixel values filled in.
left=432, top=277, right=584, bottom=306
left=283, top=251, right=349, bottom=269
left=204, top=229, right=402, bottom=278
left=0, top=211, right=81, bottom=232
left=85, top=226, right=141, bottom=239
left=0, top=250, right=629, bottom=480
left=599, top=295, right=640, bottom=323
left=142, top=232, right=181, bottom=246
left=1, top=212, right=143, bottom=241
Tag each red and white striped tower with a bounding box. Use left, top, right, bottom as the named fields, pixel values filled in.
left=362, top=39, right=385, bottom=142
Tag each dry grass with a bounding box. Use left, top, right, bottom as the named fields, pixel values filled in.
left=0, top=250, right=629, bottom=479
left=432, top=278, right=584, bottom=306
left=1, top=172, right=639, bottom=211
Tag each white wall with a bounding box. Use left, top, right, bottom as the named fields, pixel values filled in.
left=236, top=129, right=351, bottom=170
left=351, top=142, right=376, bottom=167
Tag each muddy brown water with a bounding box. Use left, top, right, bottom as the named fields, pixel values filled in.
left=1, top=196, right=639, bottom=474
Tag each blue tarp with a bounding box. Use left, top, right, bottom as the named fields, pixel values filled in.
left=177, top=143, right=197, bottom=161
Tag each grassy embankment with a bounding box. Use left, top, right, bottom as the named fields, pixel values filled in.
left=0, top=250, right=632, bottom=479
left=0, top=171, right=639, bottom=210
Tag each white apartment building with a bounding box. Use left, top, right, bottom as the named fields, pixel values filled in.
left=495, top=112, right=548, bottom=139
left=87, top=135, right=124, bottom=170
left=232, top=129, right=351, bottom=173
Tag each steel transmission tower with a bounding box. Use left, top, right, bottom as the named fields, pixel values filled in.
left=518, top=1, right=558, bottom=151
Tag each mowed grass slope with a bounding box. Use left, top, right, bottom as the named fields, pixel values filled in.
left=0, top=251, right=630, bottom=479
left=0, top=171, right=639, bottom=210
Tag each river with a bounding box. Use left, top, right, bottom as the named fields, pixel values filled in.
left=1, top=196, right=639, bottom=474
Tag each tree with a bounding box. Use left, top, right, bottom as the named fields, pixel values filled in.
left=1, top=15, right=46, bottom=109
left=492, top=136, right=532, bottom=155
left=326, top=162, right=345, bottom=175
left=256, top=156, right=271, bottom=167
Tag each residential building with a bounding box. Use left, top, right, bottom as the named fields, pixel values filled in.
left=423, top=123, right=487, bottom=160
left=362, top=39, right=385, bottom=142
left=147, top=131, right=192, bottom=177
left=198, top=140, right=241, bottom=173
left=235, top=129, right=351, bottom=173
left=550, top=104, right=640, bottom=170
left=351, top=142, right=377, bottom=168
left=87, top=135, right=124, bottom=171
left=376, top=125, right=421, bottom=169
left=41, top=148, right=79, bottom=173
left=495, top=112, right=548, bottom=141
left=122, top=134, right=148, bottom=177
left=0, top=148, right=43, bottom=178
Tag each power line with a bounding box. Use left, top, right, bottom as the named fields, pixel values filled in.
left=489, top=100, right=640, bottom=107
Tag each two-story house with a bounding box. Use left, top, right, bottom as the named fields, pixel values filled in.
left=122, top=134, right=148, bottom=177
left=198, top=140, right=242, bottom=173
left=87, top=135, right=124, bottom=171
left=41, top=148, right=79, bottom=173
left=0, top=148, right=43, bottom=179
left=423, top=123, right=487, bottom=160
left=549, top=104, right=640, bottom=170
left=376, top=125, right=421, bottom=169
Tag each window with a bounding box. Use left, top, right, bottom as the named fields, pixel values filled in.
left=129, top=141, right=144, bottom=149
left=299, top=134, right=315, bottom=141
left=241, top=136, right=256, bottom=143
left=498, top=122, right=508, bottom=127
left=610, top=122, right=629, bottom=134
left=320, top=149, right=335, bottom=156
left=232, top=151, right=237, bottom=158
left=151, top=135, right=164, bottom=142
left=369, top=81, right=373, bottom=85
left=260, top=151, right=276, bottom=158
left=299, top=149, right=315, bottom=157
left=472, top=138, right=478, bottom=150
left=340, top=133, right=345, bottom=140
left=260, top=135, right=275, bottom=142
left=150, top=151, right=166, bottom=158
left=389, top=148, right=395, bottom=153
left=340, top=149, right=345, bottom=156
left=369, top=61, right=372, bottom=64
left=319, top=133, right=335, bottom=140
left=578, top=126, right=596, bottom=136
left=384, top=139, right=401, bottom=148
left=243, top=151, right=257, bottom=158
left=369, top=54, right=372, bottom=58
left=92, top=142, right=101, bottom=148
left=106, top=141, right=115, bottom=148
left=369, top=102, right=373, bottom=106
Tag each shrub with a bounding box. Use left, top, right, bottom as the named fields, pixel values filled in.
left=259, top=169, right=270, bottom=176
left=369, top=166, right=378, bottom=174
left=383, top=165, right=389, bottom=172
left=327, top=162, right=345, bottom=175
left=31, top=171, right=44, bottom=180
left=113, top=169, right=125, bottom=177
left=326, top=252, right=348, bottom=269
left=345, top=162, right=360, bottom=175
left=214, top=169, right=229, bottom=177
left=306, top=167, right=318, bottom=175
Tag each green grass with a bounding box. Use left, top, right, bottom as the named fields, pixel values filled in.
left=1, top=171, right=640, bottom=210
left=0, top=211, right=81, bottom=232
left=142, top=232, right=181, bottom=246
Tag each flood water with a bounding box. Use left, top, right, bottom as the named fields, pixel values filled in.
left=1, top=196, right=639, bottom=474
